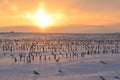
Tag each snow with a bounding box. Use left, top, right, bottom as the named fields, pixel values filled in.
left=0, top=33, right=120, bottom=80
left=1, top=54, right=120, bottom=80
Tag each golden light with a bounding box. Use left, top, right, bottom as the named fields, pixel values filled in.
left=32, top=8, right=52, bottom=29
left=26, top=3, right=53, bottom=29
left=24, top=2, right=65, bottom=29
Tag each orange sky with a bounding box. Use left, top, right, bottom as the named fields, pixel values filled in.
left=0, top=0, right=120, bottom=33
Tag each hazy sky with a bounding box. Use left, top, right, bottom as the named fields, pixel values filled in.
left=0, top=0, right=120, bottom=33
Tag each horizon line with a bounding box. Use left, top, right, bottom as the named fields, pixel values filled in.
left=0, top=31, right=119, bottom=34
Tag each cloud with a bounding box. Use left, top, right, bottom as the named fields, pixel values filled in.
left=82, top=0, right=120, bottom=12
left=0, top=0, right=120, bottom=33
left=0, top=0, right=19, bottom=16
left=46, top=24, right=120, bottom=33
left=0, top=26, right=41, bottom=32
left=1, top=0, right=120, bottom=17
left=41, top=0, right=120, bottom=25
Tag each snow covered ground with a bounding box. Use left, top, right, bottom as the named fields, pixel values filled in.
left=0, top=33, right=120, bottom=80
left=0, top=53, right=120, bottom=80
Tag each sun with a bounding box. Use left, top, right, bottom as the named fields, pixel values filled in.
left=25, top=3, right=52, bottom=29
left=24, top=2, right=65, bottom=30
left=32, top=8, right=52, bottom=29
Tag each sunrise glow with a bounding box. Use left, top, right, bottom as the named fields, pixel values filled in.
left=24, top=3, right=52, bottom=29
left=0, top=0, right=120, bottom=33
left=24, top=2, right=65, bottom=29
left=32, top=8, right=52, bottom=29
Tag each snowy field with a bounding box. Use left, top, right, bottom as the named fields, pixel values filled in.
left=0, top=33, right=120, bottom=80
